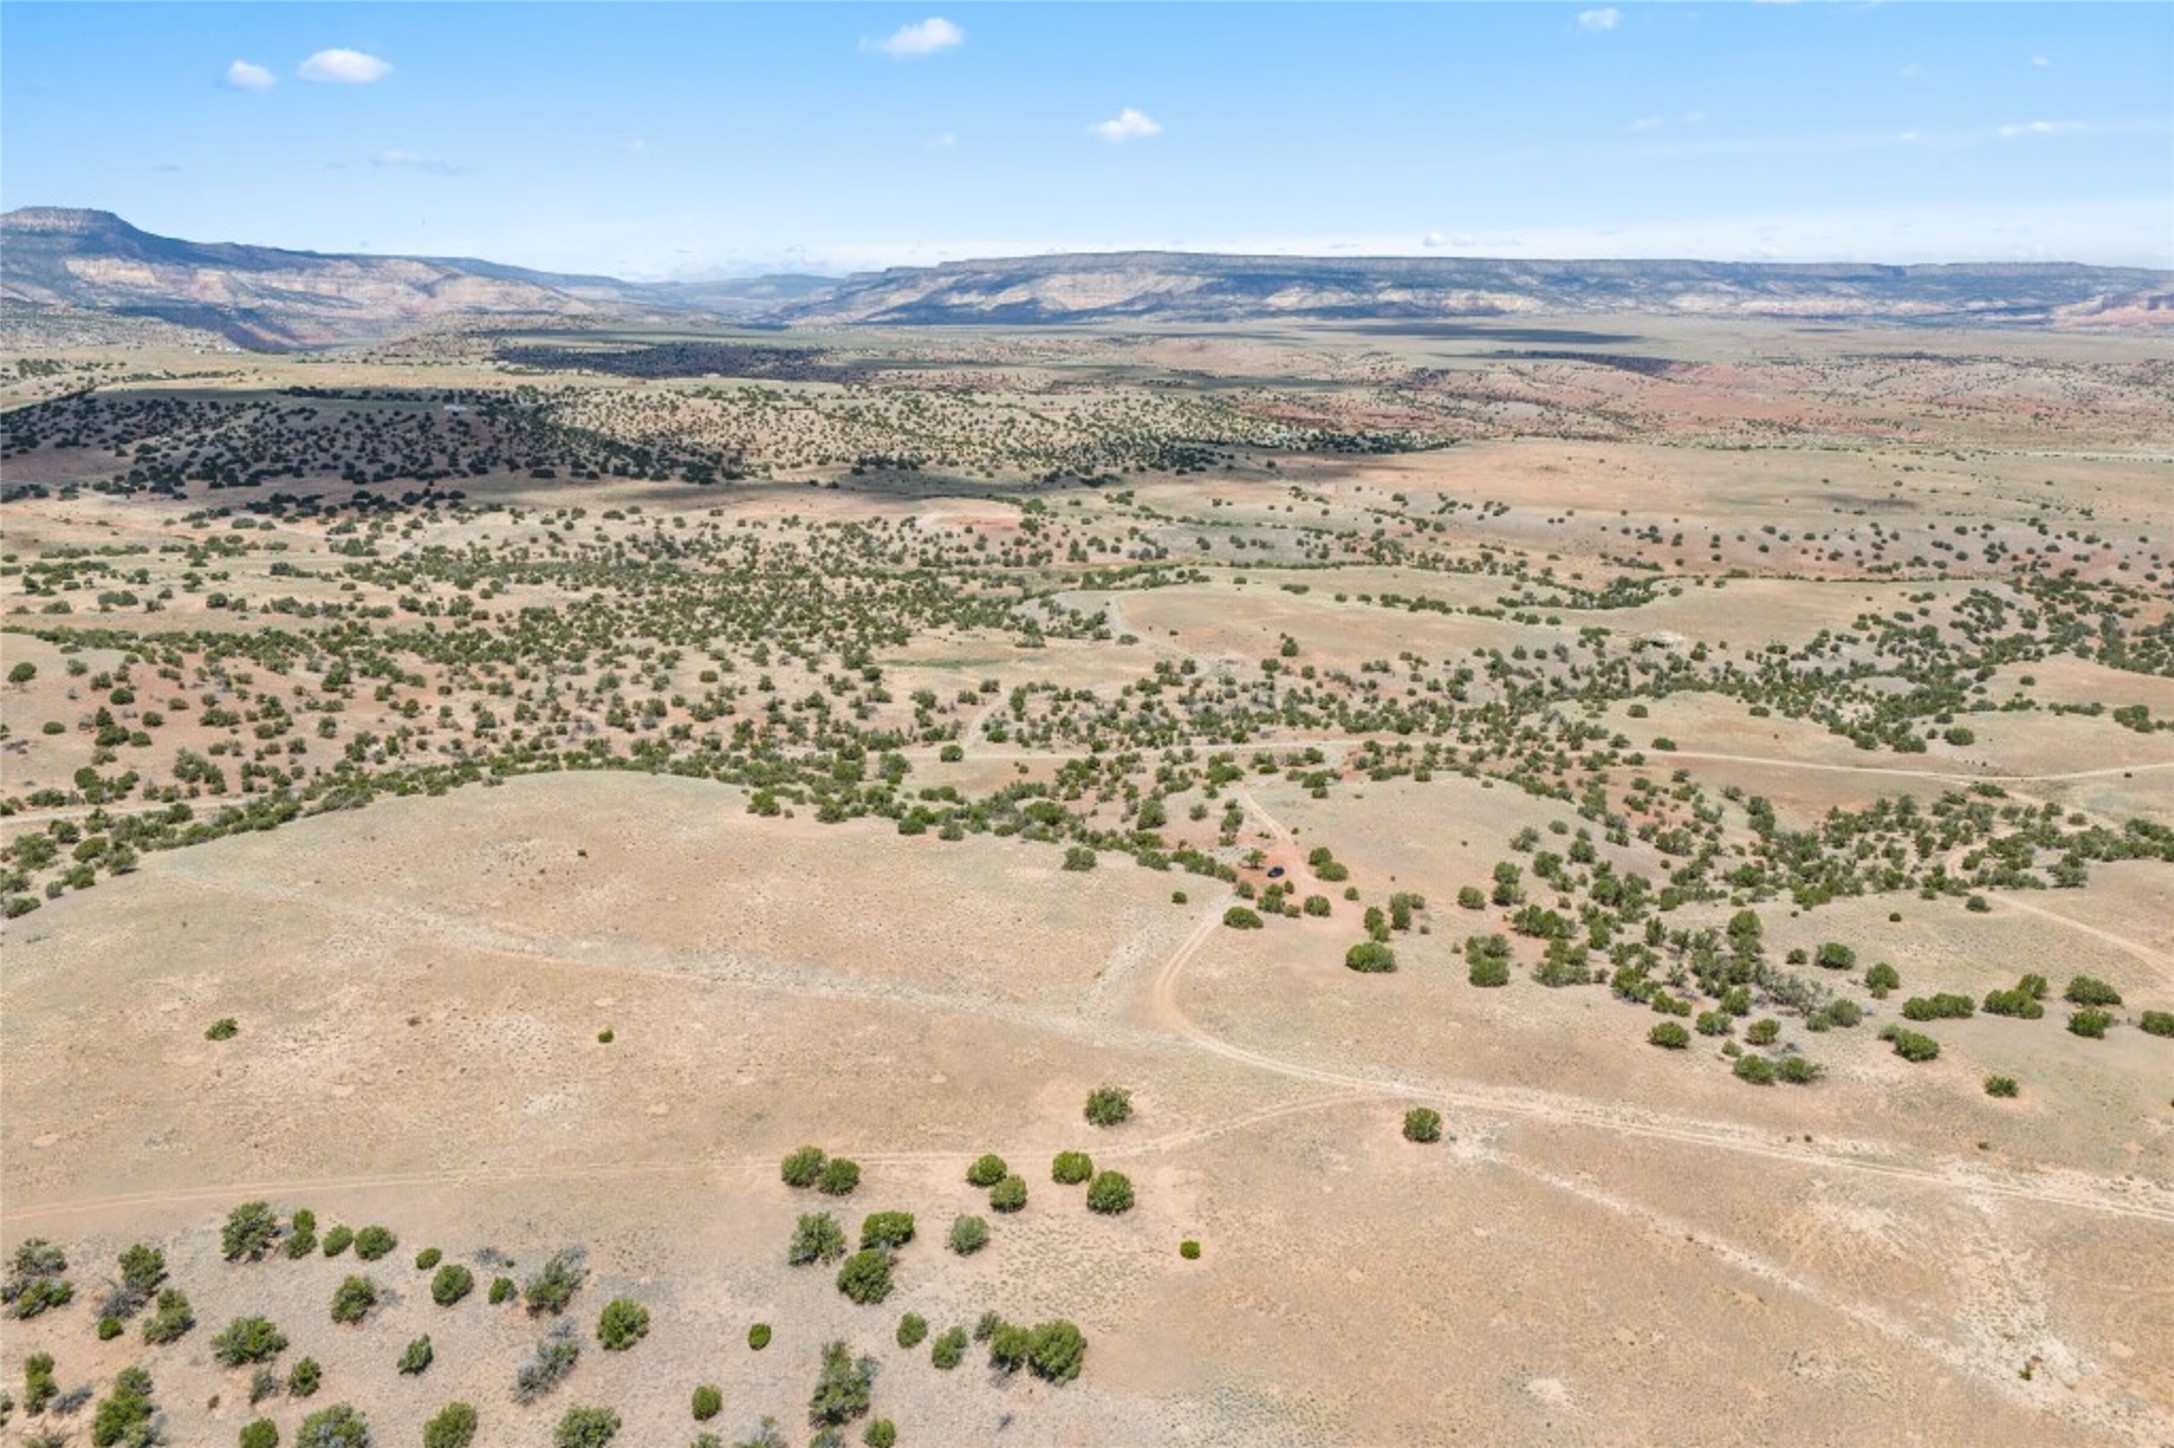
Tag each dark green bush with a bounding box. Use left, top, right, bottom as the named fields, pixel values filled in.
left=816, top=1159, right=861, bottom=1196
left=142, top=1287, right=194, bottom=1344
left=835, top=1250, right=893, bottom=1305
left=423, top=1402, right=478, bottom=1448
left=212, top=1316, right=288, bottom=1366
left=964, top=1154, right=1008, bottom=1188
left=747, top=1322, right=771, bottom=1351
left=320, top=1225, right=353, bottom=1259
left=1733, top=1054, right=1777, bottom=1085
left=240, top=1419, right=279, bottom=1448
left=1086, top=1171, right=1135, bottom=1215
left=781, top=1146, right=827, bottom=1188
left=432, top=1264, right=475, bottom=1306
left=1883, top=1026, right=1940, bottom=1062
left=296, top=1404, right=369, bottom=1448
left=1221, top=906, right=1264, bottom=930
left=858, top=1212, right=915, bottom=1251
left=1777, top=1056, right=1823, bottom=1085
left=808, top=1340, right=874, bottom=1426
left=1648, top=1021, right=1690, bottom=1049
left=223, top=1201, right=282, bottom=1262
left=2065, top=976, right=2122, bottom=1007
left=990, top=1175, right=1028, bottom=1212
left=2140, top=1011, right=2174, bottom=1038
left=931, top=1327, right=967, bottom=1370
left=1084, top=1087, right=1133, bottom=1127
left=489, top=1276, right=516, bottom=1305
left=692, top=1384, right=723, bottom=1421
left=895, top=1313, right=927, bottom=1349
left=597, top=1298, right=650, bottom=1350
left=1402, top=1108, right=1442, bottom=1143
left=415, top=1248, right=443, bottom=1271
left=1985, top=1075, right=2019, bottom=1098
left=553, top=1405, right=620, bottom=1448
left=2068, top=1008, right=2113, bottom=1039
left=947, top=1215, right=990, bottom=1255
left=329, top=1275, right=379, bottom=1326
left=1344, top=941, right=1396, bottom=973
left=352, top=1226, right=396, bottom=1262
left=398, top=1335, right=434, bottom=1375
left=789, top=1213, right=847, bottom=1266
left=1180, top=1240, right=1202, bottom=1260
left=287, top=1357, right=322, bottom=1398
left=1050, top=1151, right=1094, bottom=1185
left=523, top=1247, right=588, bottom=1315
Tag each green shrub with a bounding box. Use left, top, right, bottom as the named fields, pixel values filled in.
left=1051, top=1151, right=1094, bottom=1185
left=1982, top=988, right=2044, bottom=1019
left=240, top=1419, right=279, bottom=1448
left=858, top=1212, right=915, bottom=1251
left=1902, top=993, right=1974, bottom=1022
left=808, top=1340, right=874, bottom=1426
left=2065, top=975, right=2122, bottom=1007
left=2068, top=1008, right=2113, bottom=1039
left=206, top=1017, right=239, bottom=1041
left=92, top=1366, right=158, bottom=1448
left=295, top=1404, right=368, bottom=1448
left=1884, top=1026, right=1940, bottom=1062
left=285, top=1211, right=318, bottom=1260
left=287, top=1357, right=322, bottom=1398
left=320, top=1225, right=353, bottom=1258
left=139, top=1287, right=194, bottom=1345
left=864, top=1420, right=897, bottom=1448
left=1821, top=999, right=1863, bottom=1029
left=596, top=1298, right=650, bottom=1350
left=781, top=1146, right=827, bottom=1188
left=212, top=1315, right=288, bottom=1366
left=223, top=1201, right=282, bottom=1262
left=931, top=1327, right=967, bottom=1370
left=692, top=1384, right=723, bottom=1421
left=964, top=1154, right=1008, bottom=1188
left=489, top=1276, right=516, bottom=1305
left=514, top=1323, right=579, bottom=1403
left=816, top=1159, right=862, bottom=1196
left=23, top=1350, right=58, bottom=1415
left=1025, top=1320, right=1087, bottom=1384
left=1814, top=942, right=1857, bottom=971
left=398, top=1335, right=434, bottom=1375
left=789, top=1213, right=848, bottom=1266
left=1777, top=1056, right=1823, bottom=1085
left=1648, top=1021, right=1690, bottom=1049
left=1084, top=1087, right=1133, bottom=1127
left=1086, top=1171, right=1135, bottom=1215
left=553, top=1405, right=620, bottom=1448
left=1865, top=962, right=1900, bottom=997
left=415, top=1248, right=443, bottom=1271
left=896, top=1313, right=928, bottom=1349
left=329, top=1275, right=379, bottom=1326
left=1063, top=845, right=1097, bottom=871
left=747, top=1322, right=771, bottom=1351
left=1344, top=940, right=1397, bottom=973
left=100, top=1313, right=125, bottom=1339
left=1733, top=1054, right=1777, bottom=1085
left=423, top=1402, right=478, bottom=1448
left=1221, top=906, right=1264, bottom=930
left=432, top=1264, right=475, bottom=1307
left=835, top=1250, right=893, bottom=1305
left=119, top=1245, right=167, bottom=1312
left=523, top=1247, right=588, bottom=1315
left=1402, top=1108, right=1442, bottom=1143
left=947, top=1215, right=990, bottom=1255
left=1985, top=1075, right=2020, bottom=1098
left=352, top=1226, right=396, bottom=1262
left=1180, top=1239, right=1202, bottom=1260
left=2140, top=1011, right=2174, bottom=1038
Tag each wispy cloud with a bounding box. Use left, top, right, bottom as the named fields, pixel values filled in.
left=298, top=49, right=393, bottom=85
left=1997, top=119, right=2083, bottom=138
left=1090, top=108, right=1162, bottom=143
left=224, top=60, right=275, bottom=91
left=624, top=138, right=649, bottom=155
left=1576, top=9, right=1620, bottom=34
left=2031, top=55, right=2052, bottom=68
left=373, top=149, right=465, bottom=175
left=869, top=17, right=963, bottom=59
left=927, top=131, right=958, bottom=151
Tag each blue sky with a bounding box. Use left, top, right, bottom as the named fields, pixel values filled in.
left=4, top=3, right=2168, bottom=277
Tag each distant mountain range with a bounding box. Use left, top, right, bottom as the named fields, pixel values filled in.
left=5, top=207, right=2167, bottom=348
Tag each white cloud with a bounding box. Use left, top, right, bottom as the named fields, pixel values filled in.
left=2031, top=55, right=2051, bottom=68
left=927, top=131, right=958, bottom=151
left=1629, top=116, right=1665, bottom=133
left=624, top=138, right=649, bottom=155
left=373, top=149, right=465, bottom=175
left=1090, top=108, right=1162, bottom=143
left=1576, top=9, right=1619, bottom=33
left=298, top=49, right=393, bottom=85
left=871, top=17, right=963, bottom=59
left=1997, top=120, right=2083, bottom=138
left=224, top=60, right=275, bottom=90
left=1899, top=62, right=1923, bottom=80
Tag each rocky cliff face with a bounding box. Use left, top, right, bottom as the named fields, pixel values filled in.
left=0, top=209, right=634, bottom=348
left=772, top=251, right=2174, bottom=328
left=6, top=209, right=2167, bottom=347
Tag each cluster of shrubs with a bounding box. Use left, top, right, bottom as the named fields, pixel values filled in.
left=780, top=1145, right=862, bottom=1196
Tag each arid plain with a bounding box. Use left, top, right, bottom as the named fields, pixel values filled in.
left=2, top=317, right=2171, bottom=1446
